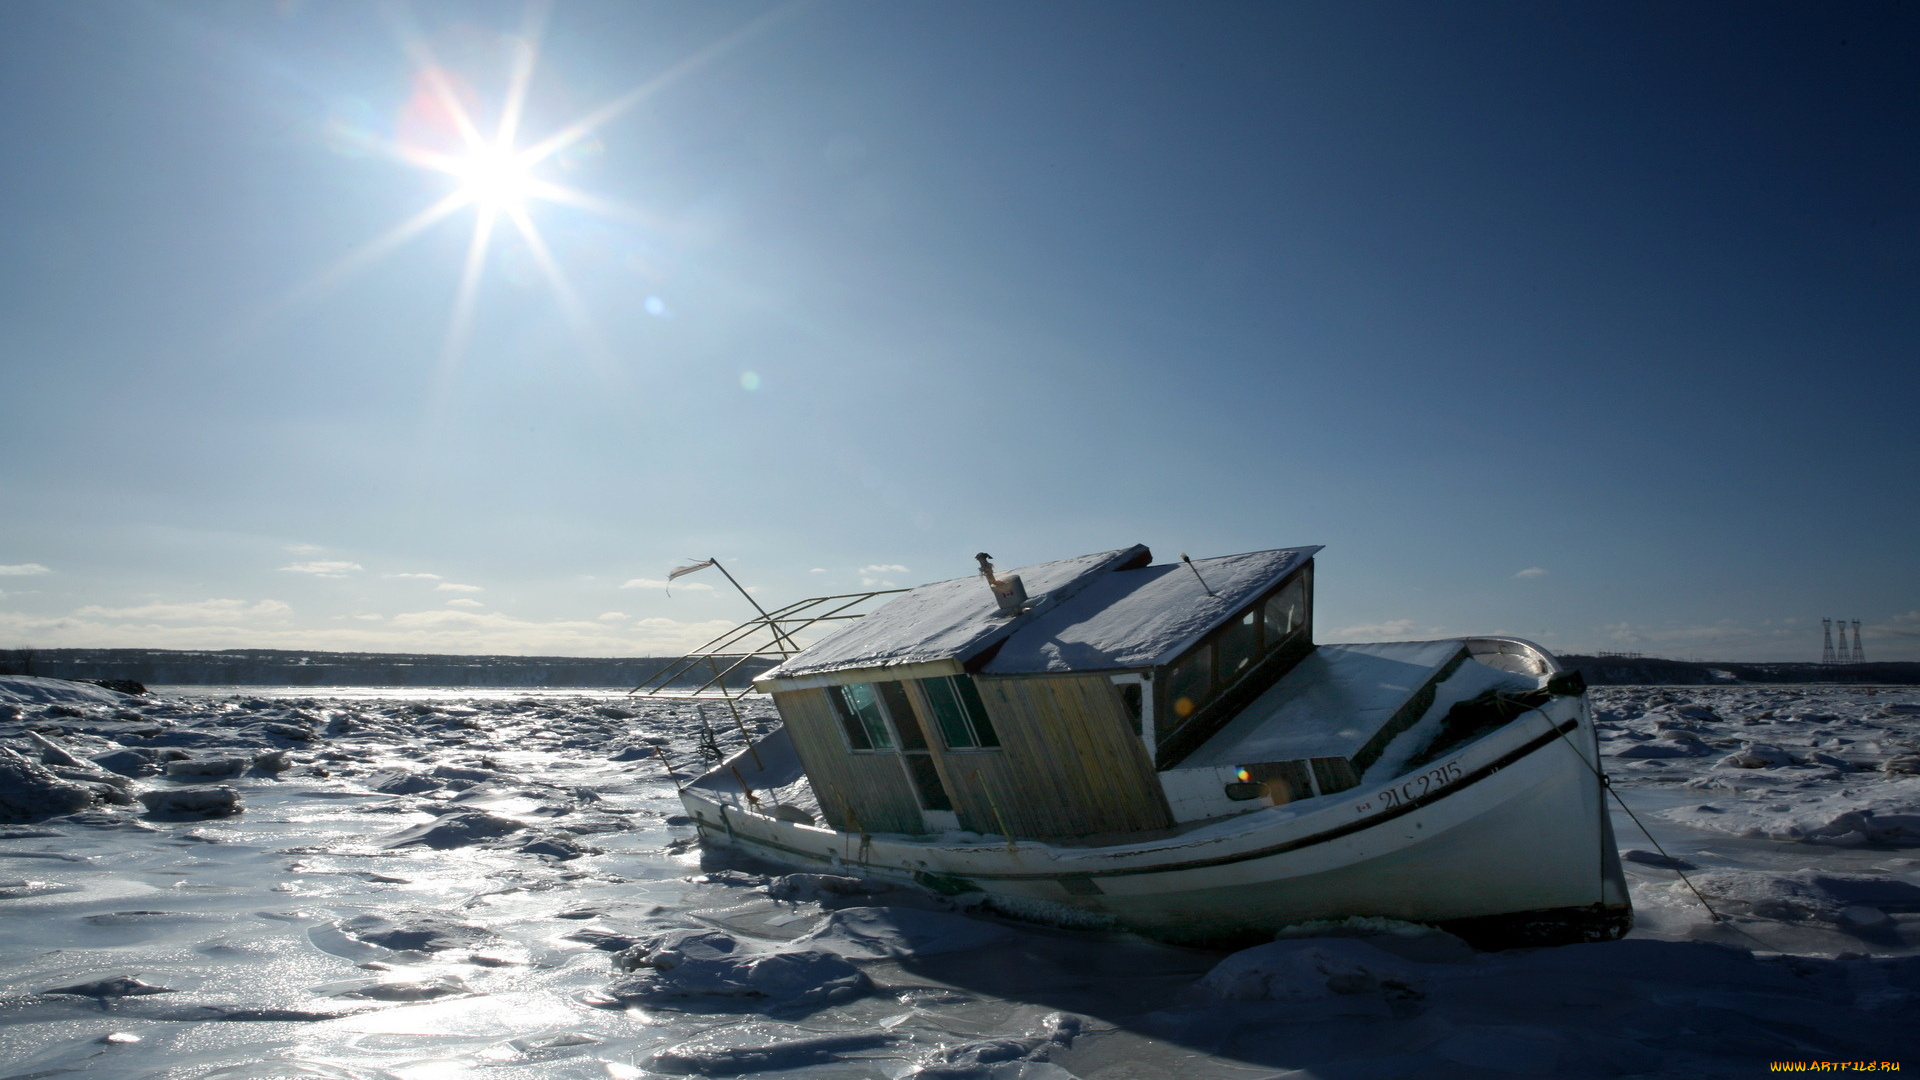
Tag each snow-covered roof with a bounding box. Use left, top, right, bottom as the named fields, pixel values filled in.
left=758, top=546, right=1151, bottom=682
left=983, top=547, right=1319, bottom=675
left=757, top=544, right=1319, bottom=686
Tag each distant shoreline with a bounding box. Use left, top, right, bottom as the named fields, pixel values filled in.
left=1556, top=654, right=1920, bottom=686
left=0, top=647, right=776, bottom=689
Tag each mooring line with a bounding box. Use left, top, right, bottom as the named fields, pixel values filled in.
left=1535, top=706, right=1733, bottom=928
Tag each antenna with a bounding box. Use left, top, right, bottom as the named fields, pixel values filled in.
left=1180, top=553, right=1215, bottom=597
left=1821, top=618, right=1836, bottom=665
left=1852, top=619, right=1865, bottom=664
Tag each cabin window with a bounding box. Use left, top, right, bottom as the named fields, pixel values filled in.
left=921, top=675, right=1000, bottom=749
left=828, top=683, right=894, bottom=751
left=1263, top=577, right=1305, bottom=645
left=1217, top=610, right=1258, bottom=680
left=1117, top=682, right=1143, bottom=725
left=1159, top=568, right=1313, bottom=745
left=1166, top=643, right=1213, bottom=722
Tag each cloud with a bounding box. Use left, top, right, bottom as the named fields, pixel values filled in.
left=861, top=578, right=898, bottom=588
left=352, top=613, right=383, bottom=621
left=809, top=568, right=826, bottom=573
left=0, top=563, right=51, bottom=576
left=1328, top=618, right=1415, bottom=638
left=1874, top=611, right=1920, bottom=640
left=1600, top=620, right=1782, bottom=647
left=598, top=612, right=627, bottom=621
left=621, top=578, right=712, bottom=591
left=74, top=598, right=292, bottom=623
left=281, top=560, right=362, bottom=578
left=444, top=598, right=485, bottom=609
left=285, top=543, right=324, bottom=555
left=859, top=564, right=909, bottom=575
left=1514, top=567, right=1549, bottom=579
left=388, top=572, right=443, bottom=580
left=435, top=582, right=483, bottom=593
left=1325, top=619, right=1448, bottom=641
left=0, top=606, right=747, bottom=656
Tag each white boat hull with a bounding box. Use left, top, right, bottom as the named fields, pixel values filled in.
left=680, top=690, right=1631, bottom=948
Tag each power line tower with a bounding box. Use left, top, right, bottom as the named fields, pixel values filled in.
left=1851, top=619, right=1865, bottom=664
left=1822, top=618, right=1836, bottom=664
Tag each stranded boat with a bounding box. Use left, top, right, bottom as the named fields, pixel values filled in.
left=667, top=545, right=1631, bottom=948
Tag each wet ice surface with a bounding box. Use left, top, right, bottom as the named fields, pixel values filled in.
left=1, top=679, right=1917, bottom=1078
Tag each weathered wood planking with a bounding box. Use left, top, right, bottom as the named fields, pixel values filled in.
left=957, top=674, right=1173, bottom=839
left=771, top=688, right=924, bottom=835
left=775, top=675, right=1172, bottom=841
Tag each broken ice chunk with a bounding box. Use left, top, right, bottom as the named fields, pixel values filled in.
left=607, top=927, right=870, bottom=1012
left=137, top=785, right=241, bottom=819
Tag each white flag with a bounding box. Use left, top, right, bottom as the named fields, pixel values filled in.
left=669, top=559, right=715, bottom=581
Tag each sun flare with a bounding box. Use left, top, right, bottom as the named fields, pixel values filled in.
left=271, top=2, right=786, bottom=384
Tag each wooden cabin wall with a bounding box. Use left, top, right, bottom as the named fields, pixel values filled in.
left=770, top=688, right=924, bottom=835
left=952, top=674, right=1173, bottom=839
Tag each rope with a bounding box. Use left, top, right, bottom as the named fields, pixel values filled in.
left=1599, top=773, right=1727, bottom=925
left=1534, top=705, right=1729, bottom=925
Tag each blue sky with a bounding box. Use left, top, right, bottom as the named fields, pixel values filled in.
left=1, top=1, right=1915, bottom=662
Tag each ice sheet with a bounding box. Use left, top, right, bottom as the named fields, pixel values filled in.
left=3, top=676, right=1918, bottom=1078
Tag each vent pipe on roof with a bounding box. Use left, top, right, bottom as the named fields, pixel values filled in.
left=974, top=552, right=1029, bottom=617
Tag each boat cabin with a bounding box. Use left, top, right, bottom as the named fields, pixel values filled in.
left=753, top=544, right=1328, bottom=840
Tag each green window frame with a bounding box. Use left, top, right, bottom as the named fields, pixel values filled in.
left=920, top=675, right=1000, bottom=749
left=828, top=682, right=894, bottom=751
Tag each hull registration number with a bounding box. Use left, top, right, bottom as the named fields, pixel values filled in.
left=1353, top=759, right=1463, bottom=814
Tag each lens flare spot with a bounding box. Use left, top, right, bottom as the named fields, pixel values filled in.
left=1236, top=768, right=1251, bottom=783
left=740, top=371, right=761, bottom=391
left=557, top=136, right=605, bottom=172
left=1174, top=696, right=1196, bottom=719
left=644, top=295, right=670, bottom=318
left=324, top=98, right=381, bottom=158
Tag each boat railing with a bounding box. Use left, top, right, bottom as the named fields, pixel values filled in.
left=627, top=588, right=908, bottom=700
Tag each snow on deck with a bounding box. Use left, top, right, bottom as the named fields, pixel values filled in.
left=1182, top=639, right=1467, bottom=767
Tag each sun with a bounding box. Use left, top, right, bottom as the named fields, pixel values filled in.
left=265, top=2, right=794, bottom=383
left=452, top=143, right=536, bottom=214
